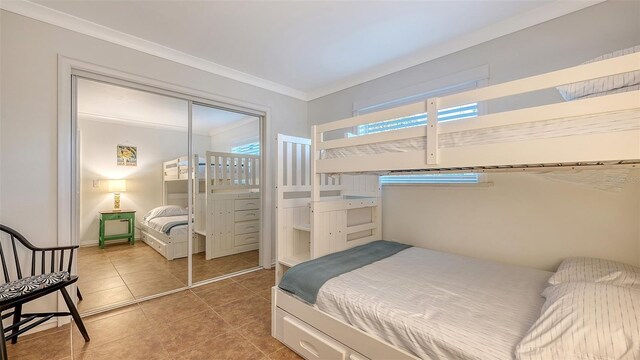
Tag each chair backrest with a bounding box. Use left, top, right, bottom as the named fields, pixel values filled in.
left=0, top=225, right=76, bottom=284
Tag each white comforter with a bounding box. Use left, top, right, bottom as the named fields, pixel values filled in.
left=316, top=247, right=552, bottom=360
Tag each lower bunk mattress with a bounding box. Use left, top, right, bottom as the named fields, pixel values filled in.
left=143, top=215, right=188, bottom=237
left=279, top=241, right=552, bottom=360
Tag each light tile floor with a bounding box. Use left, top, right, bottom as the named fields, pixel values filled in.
left=78, top=242, right=259, bottom=313
left=6, top=269, right=302, bottom=360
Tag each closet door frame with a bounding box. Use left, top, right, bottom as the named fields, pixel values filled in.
left=57, top=56, right=272, bottom=320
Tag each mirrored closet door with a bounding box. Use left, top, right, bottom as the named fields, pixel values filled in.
left=76, top=78, right=189, bottom=313
left=189, top=102, right=261, bottom=284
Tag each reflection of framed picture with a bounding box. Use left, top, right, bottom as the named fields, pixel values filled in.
left=117, top=145, right=137, bottom=166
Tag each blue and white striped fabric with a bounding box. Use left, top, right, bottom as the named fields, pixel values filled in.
left=145, top=215, right=189, bottom=235
left=516, top=282, right=640, bottom=360
left=548, top=257, right=640, bottom=289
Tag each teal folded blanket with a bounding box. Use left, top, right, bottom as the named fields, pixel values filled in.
left=279, top=240, right=411, bottom=304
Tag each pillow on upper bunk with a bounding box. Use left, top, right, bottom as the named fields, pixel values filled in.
left=548, top=257, right=640, bottom=289
left=556, top=45, right=640, bottom=101
left=143, top=205, right=188, bottom=222
left=516, top=282, right=640, bottom=360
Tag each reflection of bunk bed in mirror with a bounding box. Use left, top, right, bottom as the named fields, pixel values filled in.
left=140, top=151, right=260, bottom=261
left=273, top=53, right=640, bottom=360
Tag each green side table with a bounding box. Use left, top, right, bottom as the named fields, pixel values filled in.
left=98, top=210, right=136, bottom=248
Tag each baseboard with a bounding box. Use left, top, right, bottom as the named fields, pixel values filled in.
left=19, top=317, right=60, bottom=337
left=80, top=238, right=141, bottom=247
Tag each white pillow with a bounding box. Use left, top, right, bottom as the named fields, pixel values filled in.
left=143, top=205, right=188, bottom=222
left=556, top=45, right=640, bottom=101
left=516, top=282, right=640, bottom=360
left=548, top=257, right=640, bottom=289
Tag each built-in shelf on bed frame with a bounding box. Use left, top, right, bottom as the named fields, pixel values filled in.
left=275, top=134, right=381, bottom=282
left=272, top=53, right=640, bottom=360
left=140, top=151, right=260, bottom=261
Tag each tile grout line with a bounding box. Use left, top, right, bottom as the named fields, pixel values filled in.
left=190, top=271, right=282, bottom=358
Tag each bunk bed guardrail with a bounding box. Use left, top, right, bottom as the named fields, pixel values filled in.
left=312, top=52, right=640, bottom=175
left=204, top=151, right=260, bottom=190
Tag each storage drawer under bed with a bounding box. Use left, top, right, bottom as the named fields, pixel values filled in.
left=140, top=231, right=168, bottom=258
left=275, top=308, right=370, bottom=360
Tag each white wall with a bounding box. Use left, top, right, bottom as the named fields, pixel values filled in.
left=210, top=118, right=260, bottom=153
left=309, top=0, right=640, bottom=270
left=78, top=117, right=210, bottom=245
left=0, top=10, right=307, bottom=315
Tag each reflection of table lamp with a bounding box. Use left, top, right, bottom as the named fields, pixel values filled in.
left=108, top=179, right=127, bottom=211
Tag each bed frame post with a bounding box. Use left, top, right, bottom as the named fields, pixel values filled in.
left=311, top=126, right=320, bottom=259
left=426, top=98, right=439, bottom=165
left=311, top=126, right=321, bottom=202
left=162, top=163, right=167, bottom=205
left=275, top=134, right=284, bottom=282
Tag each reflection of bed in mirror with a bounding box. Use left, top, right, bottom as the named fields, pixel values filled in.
left=139, top=207, right=201, bottom=260
left=140, top=151, right=260, bottom=261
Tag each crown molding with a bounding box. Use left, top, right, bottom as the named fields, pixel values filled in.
left=306, top=0, right=606, bottom=100
left=2, top=0, right=604, bottom=102
left=78, top=112, right=195, bottom=133
left=78, top=111, right=252, bottom=137
left=0, top=0, right=308, bottom=101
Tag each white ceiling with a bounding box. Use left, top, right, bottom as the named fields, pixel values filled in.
left=7, top=1, right=602, bottom=100
left=77, top=78, right=254, bottom=135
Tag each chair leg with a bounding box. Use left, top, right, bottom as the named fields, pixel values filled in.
left=10, top=305, right=22, bottom=344
left=59, top=287, right=90, bottom=342
left=77, top=287, right=83, bottom=301
left=0, top=316, right=7, bottom=360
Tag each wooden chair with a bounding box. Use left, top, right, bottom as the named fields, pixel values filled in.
left=0, top=225, right=89, bottom=359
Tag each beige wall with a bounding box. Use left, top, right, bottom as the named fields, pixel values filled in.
left=309, top=1, right=640, bottom=270
left=0, top=10, right=307, bottom=240
left=0, top=10, right=307, bottom=315
left=77, top=118, right=211, bottom=245
left=383, top=172, right=640, bottom=271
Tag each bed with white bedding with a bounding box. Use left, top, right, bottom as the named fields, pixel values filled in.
left=274, top=47, right=640, bottom=360
left=275, top=242, right=640, bottom=360
left=277, top=242, right=551, bottom=360
left=143, top=215, right=189, bottom=237
left=139, top=206, right=204, bottom=260
left=315, top=247, right=550, bottom=360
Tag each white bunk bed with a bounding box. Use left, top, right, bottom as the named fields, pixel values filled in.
left=203, top=150, right=260, bottom=260
left=313, top=53, right=639, bottom=176
left=140, top=151, right=260, bottom=261
left=272, top=53, right=640, bottom=359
